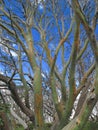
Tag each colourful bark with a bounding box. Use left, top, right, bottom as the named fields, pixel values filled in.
left=34, top=67, right=44, bottom=130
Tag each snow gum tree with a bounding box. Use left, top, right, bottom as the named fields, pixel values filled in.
left=0, top=0, right=98, bottom=130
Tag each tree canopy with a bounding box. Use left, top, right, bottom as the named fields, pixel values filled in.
left=0, top=0, right=98, bottom=130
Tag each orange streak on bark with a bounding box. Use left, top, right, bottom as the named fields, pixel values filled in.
left=35, top=93, right=43, bottom=127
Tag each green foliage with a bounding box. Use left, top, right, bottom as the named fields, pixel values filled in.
left=45, top=123, right=52, bottom=127
left=0, top=103, right=10, bottom=128
left=15, top=124, right=24, bottom=130
left=0, top=103, right=10, bottom=113
left=0, top=117, right=4, bottom=126
left=83, top=121, right=98, bottom=130
left=28, top=123, right=34, bottom=129
left=44, top=123, right=52, bottom=130
left=15, top=127, right=24, bottom=130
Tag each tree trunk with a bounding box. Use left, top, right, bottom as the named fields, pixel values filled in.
left=0, top=112, right=11, bottom=130
left=34, top=67, right=45, bottom=130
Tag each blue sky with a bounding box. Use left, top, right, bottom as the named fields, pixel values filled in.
left=0, top=0, right=98, bottom=82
